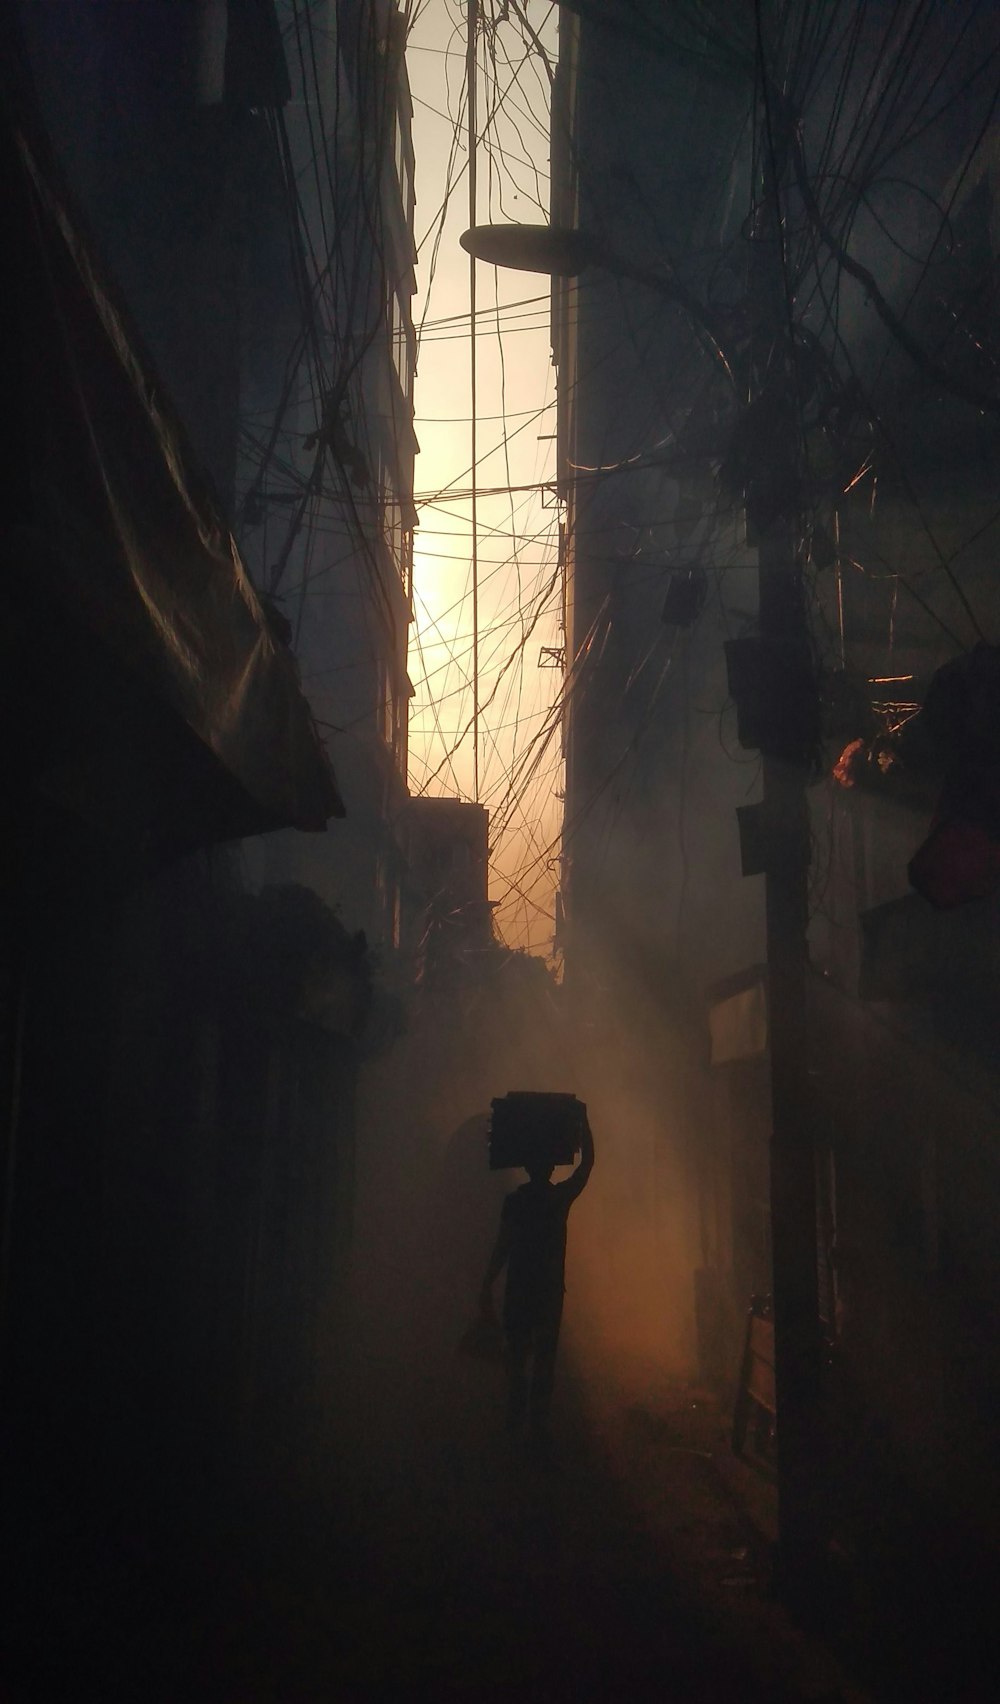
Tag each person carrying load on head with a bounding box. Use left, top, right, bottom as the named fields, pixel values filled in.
left=479, top=1097, right=594, bottom=1457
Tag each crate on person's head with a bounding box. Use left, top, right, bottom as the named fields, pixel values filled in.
left=488, top=1092, right=587, bottom=1172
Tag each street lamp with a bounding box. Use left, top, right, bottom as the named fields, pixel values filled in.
left=460, top=221, right=605, bottom=276
left=464, top=217, right=825, bottom=1596
left=461, top=222, right=733, bottom=376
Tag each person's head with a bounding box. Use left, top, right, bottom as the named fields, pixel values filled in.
left=525, top=1161, right=554, bottom=1185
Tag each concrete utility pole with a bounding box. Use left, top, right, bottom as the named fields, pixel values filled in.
left=467, top=0, right=480, bottom=802
left=749, top=74, right=826, bottom=1600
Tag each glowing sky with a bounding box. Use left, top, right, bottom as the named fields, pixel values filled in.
left=404, top=1, right=563, bottom=958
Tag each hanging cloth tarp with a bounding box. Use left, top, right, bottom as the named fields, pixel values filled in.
left=2, top=97, right=343, bottom=837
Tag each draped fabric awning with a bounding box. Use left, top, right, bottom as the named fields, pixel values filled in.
left=3, top=99, right=344, bottom=842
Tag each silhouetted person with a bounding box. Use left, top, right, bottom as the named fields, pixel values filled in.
left=480, top=1115, right=594, bottom=1454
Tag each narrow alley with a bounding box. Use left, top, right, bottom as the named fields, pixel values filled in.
left=4, top=3, right=1000, bottom=1699
left=7, top=1324, right=862, bottom=1704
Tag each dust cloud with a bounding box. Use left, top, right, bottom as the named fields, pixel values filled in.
left=340, top=948, right=711, bottom=1463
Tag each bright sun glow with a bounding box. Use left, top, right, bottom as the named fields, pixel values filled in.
left=405, top=1, right=563, bottom=959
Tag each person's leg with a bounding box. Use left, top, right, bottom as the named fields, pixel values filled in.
left=504, top=1331, right=530, bottom=1434
left=528, top=1296, right=563, bottom=1440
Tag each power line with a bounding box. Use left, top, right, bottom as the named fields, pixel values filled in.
left=468, top=0, right=480, bottom=799
left=416, top=401, right=555, bottom=421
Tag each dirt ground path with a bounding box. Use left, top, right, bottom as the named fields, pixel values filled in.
left=193, top=1121, right=870, bottom=1704
left=191, top=1249, right=866, bottom=1704
left=3, top=1149, right=871, bottom=1703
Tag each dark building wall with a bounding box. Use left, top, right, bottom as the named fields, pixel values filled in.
left=3, top=834, right=363, bottom=1564
left=552, top=0, right=1000, bottom=1561
left=555, top=9, right=761, bottom=992
left=6, top=0, right=356, bottom=1512
left=18, top=0, right=418, bottom=952
left=18, top=0, right=287, bottom=512
left=1, top=11, right=368, bottom=1655
left=235, top=0, right=417, bottom=953
left=551, top=7, right=765, bottom=1373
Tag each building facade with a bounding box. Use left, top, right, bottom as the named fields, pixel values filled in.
left=551, top=3, right=766, bottom=1377
left=20, top=0, right=417, bottom=953
left=550, top=0, right=1000, bottom=1603
left=2, top=8, right=361, bottom=1658
left=5, top=0, right=419, bottom=1576
left=235, top=0, right=418, bottom=952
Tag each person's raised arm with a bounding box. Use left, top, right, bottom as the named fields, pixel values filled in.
left=559, top=1111, right=595, bottom=1204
